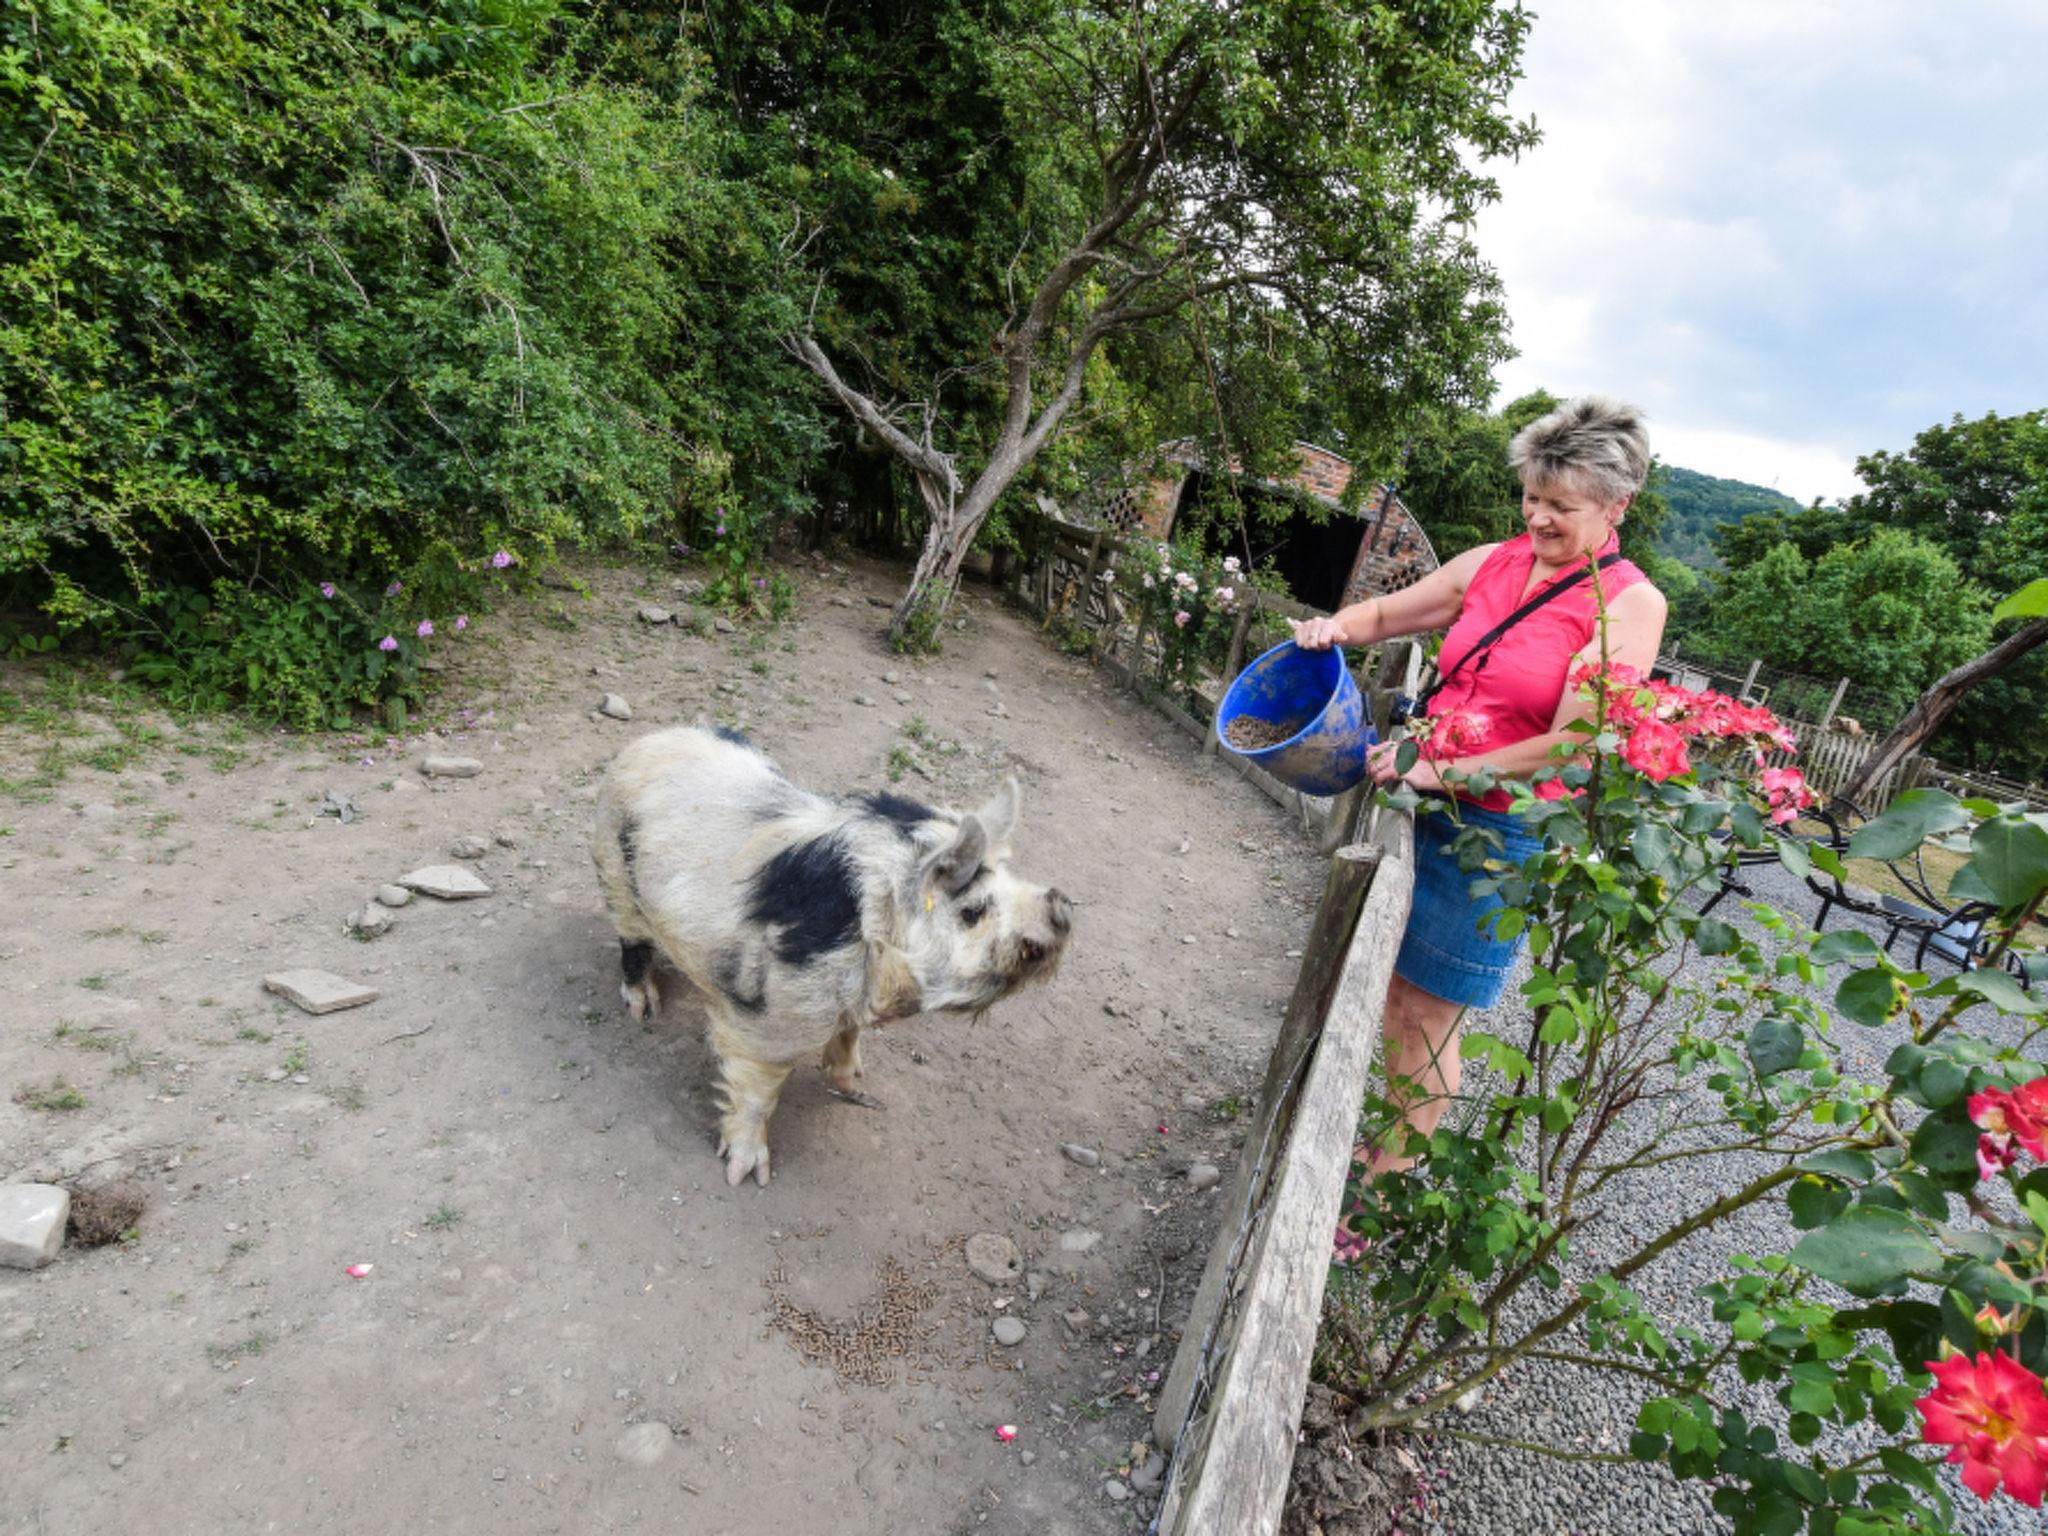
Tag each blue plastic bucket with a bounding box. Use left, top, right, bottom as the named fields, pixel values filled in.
left=1214, top=640, right=1375, bottom=795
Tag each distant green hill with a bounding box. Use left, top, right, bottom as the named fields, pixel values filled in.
left=1654, top=465, right=1804, bottom=569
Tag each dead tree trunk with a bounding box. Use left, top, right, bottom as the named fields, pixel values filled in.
left=1837, top=617, right=2048, bottom=807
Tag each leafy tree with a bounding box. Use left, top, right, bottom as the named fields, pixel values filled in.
left=1701, top=531, right=1991, bottom=716
left=1656, top=466, right=1800, bottom=570
left=1845, top=410, right=2048, bottom=584
left=773, top=0, right=1541, bottom=645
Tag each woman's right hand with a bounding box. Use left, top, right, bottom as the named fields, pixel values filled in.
left=1292, top=615, right=1344, bottom=650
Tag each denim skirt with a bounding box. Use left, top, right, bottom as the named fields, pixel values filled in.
left=1394, top=800, right=1545, bottom=1010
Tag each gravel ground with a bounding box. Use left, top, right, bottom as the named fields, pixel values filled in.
left=1370, top=855, right=2042, bottom=1536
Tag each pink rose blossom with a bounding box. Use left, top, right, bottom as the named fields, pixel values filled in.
left=454, top=615, right=468, bottom=631
left=491, top=549, right=515, bottom=569
left=416, top=619, right=434, bottom=639
left=319, top=582, right=337, bottom=599
left=1173, top=610, right=1191, bottom=628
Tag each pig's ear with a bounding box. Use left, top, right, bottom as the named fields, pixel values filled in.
left=863, top=940, right=923, bottom=1021
left=972, top=777, right=1020, bottom=857
left=922, top=814, right=987, bottom=897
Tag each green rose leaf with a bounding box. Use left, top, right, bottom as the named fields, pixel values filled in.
left=1810, top=929, right=1880, bottom=966
left=1908, top=1112, right=1982, bottom=1181
left=1799, top=1149, right=1876, bottom=1182
left=1789, top=1207, right=1942, bottom=1295
left=1916, top=1058, right=1968, bottom=1108
left=1968, top=816, right=2048, bottom=908
left=1992, top=576, right=2048, bottom=622
left=1845, top=789, right=1969, bottom=861
left=1836, top=968, right=1906, bottom=1027
left=1788, top=1178, right=1852, bottom=1231
left=1696, top=917, right=1739, bottom=956
left=1775, top=834, right=1811, bottom=879
left=1748, top=1017, right=1804, bottom=1077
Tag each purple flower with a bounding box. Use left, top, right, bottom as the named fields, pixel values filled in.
left=454, top=615, right=468, bottom=632
left=715, top=523, right=726, bottom=537
left=319, top=582, right=337, bottom=599
left=416, top=619, right=434, bottom=639
left=754, top=577, right=767, bottom=590
left=491, top=549, right=515, bottom=569
left=378, top=635, right=399, bottom=652
left=386, top=580, right=403, bottom=598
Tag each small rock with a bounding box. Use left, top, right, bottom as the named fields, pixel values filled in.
left=866, top=595, right=892, bottom=608
left=673, top=578, right=706, bottom=599
left=992, top=1317, right=1027, bottom=1347
left=262, top=969, right=379, bottom=1015
left=0, top=1185, right=71, bottom=1270
left=1019, top=1450, right=1036, bottom=1467
left=1186, top=1163, right=1222, bottom=1192
left=882, top=671, right=902, bottom=685
left=829, top=595, right=853, bottom=608
left=266, top=1068, right=288, bottom=1082
left=1454, top=1384, right=1485, bottom=1414
left=1025, top=1271, right=1046, bottom=1301
left=613, top=1422, right=673, bottom=1467
left=1104, top=1480, right=1130, bottom=1503
left=636, top=605, right=672, bottom=625
left=986, top=702, right=1009, bottom=718
left=895, top=695, right=914, bottom=707
left=492, top=825, right=519, bottom=849
left=399, top=865, right=492, bottom=900
left=1060, top=1144, right=1100, bottom=1168
left=1181, top=934, right=1197, bottom=946
left=344, top=904, right=393, bottom=939
left=984, top=669, right=998, bottom=679
left=852, top=694, right=877, bottom=708
left=1058, top=1229, right=1099, bottom=1254
left=965, top=1232, right=1022, bottom=1285
left=420, top=756, right=483, bottom=778
left=1131, top=1453, right=1166, bottom=1493
left=713, top=616, right=737, bottom=634
left=320, top=789, right=358, bottom=824
left=450, top=835, right=490, bottom=860
left=1063, top=1308, right=1090, bottom=1334
left=1176, top=838, right=1191, bottom=855
left=108, top=1453, right=128, bottom=1470
left=599, top=694, right=633, bottom=720
left=374, top=885, right=414, bottom=908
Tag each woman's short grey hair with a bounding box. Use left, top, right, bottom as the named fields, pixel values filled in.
left=1508, top=396, right=1651, bottom=506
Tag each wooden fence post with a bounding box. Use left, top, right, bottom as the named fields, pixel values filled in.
left=1204, top=602, right=1259, bottom=757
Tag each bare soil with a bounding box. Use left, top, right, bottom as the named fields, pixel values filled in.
left=0, top=553, right=1337, bottom=1535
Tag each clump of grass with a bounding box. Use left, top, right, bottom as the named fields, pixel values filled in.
left=424, top=1203, right=463, bottom=1231
left=885, top=745, right=913, bottom=784
left=15, top=1077, right=88, bottom=1112
left=206, top=1331, right=273, bottom=1367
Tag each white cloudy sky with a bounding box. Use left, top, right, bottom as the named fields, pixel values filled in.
left=1473, top=1, right=2047, bottom=504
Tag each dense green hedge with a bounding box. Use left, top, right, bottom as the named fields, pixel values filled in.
left=1, top=0, right=821, bottom=713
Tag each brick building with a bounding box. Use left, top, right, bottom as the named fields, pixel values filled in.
left=1076, top=440, right=1440, bottom=612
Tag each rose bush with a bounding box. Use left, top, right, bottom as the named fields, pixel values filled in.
left=1325, top=651, right=2048, bottom=1533
left=1114, top=537, right=1278, bottom=701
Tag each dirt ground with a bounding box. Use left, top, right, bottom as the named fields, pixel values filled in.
left=0, top=553, right=1337, bottom=1535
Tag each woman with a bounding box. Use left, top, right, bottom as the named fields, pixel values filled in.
left=1292, top=397, right=1667, bottom=1241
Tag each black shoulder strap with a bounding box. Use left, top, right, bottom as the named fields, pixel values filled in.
left=1415, top=550, right=1624, bottom=711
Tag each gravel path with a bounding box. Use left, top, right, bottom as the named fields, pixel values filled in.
left=1377, top=854, right=2041, bottom=1536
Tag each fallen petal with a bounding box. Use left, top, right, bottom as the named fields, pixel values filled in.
left=346, top=1263, right=374, bottom=1278
left=995, top=1425, right=1018, bottom=1443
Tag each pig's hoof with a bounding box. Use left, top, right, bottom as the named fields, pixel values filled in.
left=719, top=1137, right=772, bottom=1187
left=621, top=977, right=659, bottom=1022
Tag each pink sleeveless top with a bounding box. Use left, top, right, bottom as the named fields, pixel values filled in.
left=1427, top=532, right=1645, bottom=810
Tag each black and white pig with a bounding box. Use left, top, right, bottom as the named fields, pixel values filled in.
left=592, top=725, right=1071, bottom=1186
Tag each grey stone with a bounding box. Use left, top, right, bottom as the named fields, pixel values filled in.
left=965, top=1232, right=1022, bottom=1284
left=1060, top=1144, right=1100, bottom=1168
left=852, top=693, right=877, bottom=707
left=262, top=969, right=379, bottom=1015
left=636, top=605, right=672, bottom=625
left=1019, top=1450, right=1036, bottom=1467
left=398, top=865, right=492, bottom=900
left=320, top=789, right=357, bottom=823
left=672, top=579, right=706, bottom=599
left=713, top=617, right=736, bottom=634
left=613, top=1422, right=673, bottom=1467
left=1059, top=1229, right=1099, bottom=1253
left=1186, top=1163, right=1222, bottom=1192
left=829, top=595, right=853, bottom=608
left=1063, top=1309, right=1090, bottom=1334
left=344, top=904, right=392, bottom=939
left=1025, top=1271, right=1046, bottom=1301
left=374, top=885, right=414, bottom=908
left=1131, top=1453, right=1166, bottom=1493
left=450, top=835, right=490, bottom=860
left=492, top=824, right=519, bottom=849
left=992, top=1316, right=1027, bottom=1347
left=882, top=671, right=902, bottom=685
left=895, top=695, right=915, bottom=707
left=420, top=756, right=483, bottom=778
left=599, top=693, right=633, bottom=720
left=0, top=1184, right=70, bottom=1270
left=866, top=595, right=893, bottom=608
left=1104, top=1480, right=1130, bottom=1503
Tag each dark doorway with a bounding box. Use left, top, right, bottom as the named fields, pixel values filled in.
left=1172, top=471, right=1360, bottom=612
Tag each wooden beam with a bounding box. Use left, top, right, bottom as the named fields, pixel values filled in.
left=1158, top=815, right=1413, bottom=1533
